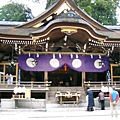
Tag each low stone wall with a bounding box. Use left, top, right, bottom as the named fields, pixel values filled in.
left=1, top=98, right=46, bottom=110
left=94, top=97, right=110, bottom=107
left=1, top=99, right=15, bottom=109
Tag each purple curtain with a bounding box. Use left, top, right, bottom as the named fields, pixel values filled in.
left=18, top=54, right=109, bottom=72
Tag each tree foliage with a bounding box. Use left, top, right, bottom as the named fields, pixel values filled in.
left=0, top=2, right=33, bottom=21
left=46, top=0, right=119, bottom=25
left=74, top=0, right=119, bottom=25
left=46, top=0, right=57, bottom=9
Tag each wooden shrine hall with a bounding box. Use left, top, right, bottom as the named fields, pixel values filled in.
left=0, top=0, right=120, bottom=107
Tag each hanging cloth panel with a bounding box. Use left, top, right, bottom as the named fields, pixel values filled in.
left=18, top=54, right=109, bottom=72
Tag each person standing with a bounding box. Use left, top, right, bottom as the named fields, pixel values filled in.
left=6, top=73, right=10, bottom=84
left=86, top=86, right=95, bottom=111
left=98, top=90, right=105, bottom=110
left=10, top=74, right=13, bottom=84
left=6, top=73, right=8, bottom=82
left=109, top=86, right=119, bottom=118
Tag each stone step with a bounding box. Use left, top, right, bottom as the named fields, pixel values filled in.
left=46, top=103, right=87, bottom=108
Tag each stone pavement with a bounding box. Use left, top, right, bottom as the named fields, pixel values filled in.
left=0, top=107, right=119, bottom=120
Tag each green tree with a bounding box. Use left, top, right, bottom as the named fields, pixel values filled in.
left=46, top=0, right=119, bottom=25
left=91, top=0, right=119, bottom=25
left=0, top=2, right=33, bottom=21
left=46, top=0, right=57, bottom=9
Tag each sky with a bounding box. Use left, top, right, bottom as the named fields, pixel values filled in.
left=0, top=0, right=120, bottom=24
left=0, top=0, right=47, bottom=16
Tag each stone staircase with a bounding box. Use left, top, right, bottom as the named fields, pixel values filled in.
left=47, top=87, right=86, bottom=107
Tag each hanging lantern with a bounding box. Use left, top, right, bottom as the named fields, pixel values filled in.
left=64, top=64, right=67, bottom=71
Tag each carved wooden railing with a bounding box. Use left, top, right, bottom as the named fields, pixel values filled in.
left=84, top=81, right=120, bottom=90
left=0, top=81, right=52, bottom=89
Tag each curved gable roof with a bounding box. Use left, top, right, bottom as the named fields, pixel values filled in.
left=17, top=0, right=110, bottom=31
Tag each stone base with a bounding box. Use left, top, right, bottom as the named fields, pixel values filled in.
left=1, top=98, right=46, bottom=110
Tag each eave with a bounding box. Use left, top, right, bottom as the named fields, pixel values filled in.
left=17, top=0, right=111, bottom=31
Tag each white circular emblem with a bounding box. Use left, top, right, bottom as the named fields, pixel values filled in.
left=94, top=59, right=102, bottom=69
left=50, top=58, right=59, bottom=68
left=72, top=59, right=82, bottom=68
left=26, top=58, right=37, bottom=68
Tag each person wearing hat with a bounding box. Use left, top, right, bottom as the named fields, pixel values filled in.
left=109, top=86, right=119, bottom=118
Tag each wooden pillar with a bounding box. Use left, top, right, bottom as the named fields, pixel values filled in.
left=44, top=72, right=48, bottom=82
left=15, top=63, right=18, bottom=85
left=44, top=71, right=48, bottom=102
left=82, top=72, right=86, bottom=87
left=44, top=40, right=49, bottom=102
left=3, top=64, right=5, bottom=84
left=94, top=73, right=97, bottom=81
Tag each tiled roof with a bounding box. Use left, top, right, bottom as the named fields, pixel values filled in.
left=0, top=21, right=25, bottom=26
left=104, top=25, right=120, bottom=30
